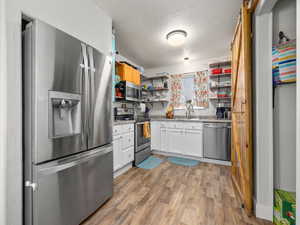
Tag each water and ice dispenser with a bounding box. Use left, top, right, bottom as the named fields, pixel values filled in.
left=49, top=91, right=81, bottom=138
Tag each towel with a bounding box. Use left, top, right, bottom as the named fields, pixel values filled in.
left=143, top=122, right=151, bottom=138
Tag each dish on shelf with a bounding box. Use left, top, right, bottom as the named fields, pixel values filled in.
left=209, top=73, right=231, bottom=78
left=142, top=75, right=169, bottom=81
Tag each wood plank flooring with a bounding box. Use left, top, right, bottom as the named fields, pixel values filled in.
left=82, top=155, right=273, bottom=225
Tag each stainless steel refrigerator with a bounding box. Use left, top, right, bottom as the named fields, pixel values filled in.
left=23, top=20, right=113, bottom=225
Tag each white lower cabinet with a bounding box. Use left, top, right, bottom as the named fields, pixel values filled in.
left=151, top=121, right=161, bottom=150
left=151, top=121, right=203, bottom=158
left=113, top=124, right=134, bottom=172
left=184, top=129, right=203, bottom=157
left=113, top=135, right=122, bottom=171
left=168, top=128, right=185, bottom=154
left=160, top=127, right=168, bottom=152
left=122, top=146, right=134, bottom=165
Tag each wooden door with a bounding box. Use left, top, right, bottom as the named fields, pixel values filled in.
left=231, top=2, right=253, bottom=215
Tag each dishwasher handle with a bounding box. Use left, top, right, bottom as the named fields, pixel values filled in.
left=204, top=124, right=229, bottom=128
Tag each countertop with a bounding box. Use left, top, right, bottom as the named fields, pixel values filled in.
left=113, top=117, right=231, bottom=125
left=113, top=120, right=136, bottom=125
left=150, top=117, right=231, bottom=123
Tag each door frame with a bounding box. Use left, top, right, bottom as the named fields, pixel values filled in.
left=0, top=0, right=7, bottom=224
left=253, top=0, right=277, bottom=221
left=254, top=0, right=300, bottom=222
left=296, top=0, right=300, bottom=224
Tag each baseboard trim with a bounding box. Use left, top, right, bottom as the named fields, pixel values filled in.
left=152, top=150, right=231, bottom=166
left=113, top=163, right=132, bottom=178
left=255, top=202, right=273, bottom=221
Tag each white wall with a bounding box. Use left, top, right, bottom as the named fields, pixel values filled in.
left=4, top=1, right=112, bottom=225
left=144, top=56, right=229, bottom=117
left=273, top=0, right=296, bottom=44
left=0, top=0, right=7, bottom=224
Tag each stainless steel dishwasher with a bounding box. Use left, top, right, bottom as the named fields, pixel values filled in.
left=203, top=123, right=231, bottom=161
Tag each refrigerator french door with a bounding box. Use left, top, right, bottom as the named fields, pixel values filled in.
left=23, top=20, right=113, bottom=225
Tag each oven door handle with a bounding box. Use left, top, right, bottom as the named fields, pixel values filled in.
left=136, top=122, right=150, bottom=125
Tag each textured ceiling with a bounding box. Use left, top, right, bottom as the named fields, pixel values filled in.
left=96, top=0, right=241, bottom=69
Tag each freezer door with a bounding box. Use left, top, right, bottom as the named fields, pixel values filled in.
left=24, top=20, right=89, bottom=164
left=30, top=145, right=113, bottom=225
left=87, top=46, right=112, bottom=149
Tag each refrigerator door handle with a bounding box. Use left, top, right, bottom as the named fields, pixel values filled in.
left=37, top=145, right=112, bottom=177
left=87, top=46, right=95, bottom=139
left=81, top=43, right=89, bottom=144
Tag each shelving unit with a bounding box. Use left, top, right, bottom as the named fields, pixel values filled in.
left=142, top=88, right=169, bottom=92
left=209, top=97, right=231, bottom=101
left=210, top=85, right=231, bottom=90
left=141, top=75, right=169, bottom=105
left=208, top=61, right=232, bottom=105
left=209, top=73, right=231, bottom=79
left=142, top=75, right=169, bottom=81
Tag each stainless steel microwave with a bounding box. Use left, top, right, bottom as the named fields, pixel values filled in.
left=116, top=81, right=140, bottom=102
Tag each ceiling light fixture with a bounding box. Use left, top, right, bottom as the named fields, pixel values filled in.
left=166, top=30, right=187, bottom=46
left=184, top=57, right=189, bottom=61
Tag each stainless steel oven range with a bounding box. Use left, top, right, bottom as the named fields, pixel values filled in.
left=134, top=118, right=151, bottom=165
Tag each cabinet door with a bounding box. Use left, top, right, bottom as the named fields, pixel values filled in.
left=151, top=121, right=161, bottom=150
left=122, top=147, right=134, bottom=165
left=168, top=128, right=185, bottom=154
left=160, top=127, right=168, bottom=152
left=113, top=136, right=122, bottom=171
left=184, top=129, right=203, bottom=157
left=121, top=132, right=134, bottom=150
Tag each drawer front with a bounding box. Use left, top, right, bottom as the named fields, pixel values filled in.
left=160, top=122, right=167, bottom=128
left=113, top=125, right=123, bottom=136
left=165, top=122, right=185, bottom=129
left=121, top=133, right=134, bottom=149
left=183, top=122, right=203, bottom=130
left=33, top=147, right=113, bottom=225
left=113, top=124, right=134, bottom=135
left=123, top=147, right=134, bottom=165
left=122, top=124, right=134, bottom=133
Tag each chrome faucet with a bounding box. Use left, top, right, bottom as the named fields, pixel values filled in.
left=185, top=100, right=194, bottom=119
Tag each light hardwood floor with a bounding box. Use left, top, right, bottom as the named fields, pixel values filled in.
left=82, top=155, right=273, bottom=225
